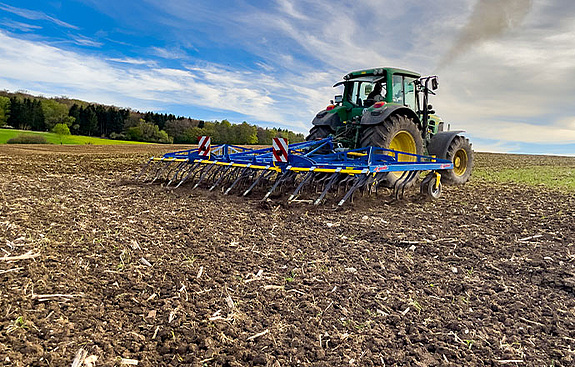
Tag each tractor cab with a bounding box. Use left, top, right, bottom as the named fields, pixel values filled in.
left=328, top=68, right=421, bottom=124
left=324, top=68, right=443, bottom=139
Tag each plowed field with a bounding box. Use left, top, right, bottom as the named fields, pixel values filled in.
left=1, top=145, right=574, bottom=366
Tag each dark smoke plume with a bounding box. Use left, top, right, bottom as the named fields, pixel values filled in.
left=437, top=0, right=533, bottom=69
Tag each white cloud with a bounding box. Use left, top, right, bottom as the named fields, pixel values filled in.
left=0, top=31, right=319, bottom=131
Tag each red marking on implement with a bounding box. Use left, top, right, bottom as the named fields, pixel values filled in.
left=440, top=163, right=451, bottom=169
left=272, top=137, right=289, bottom=163
left=373, top=165, right=388, bottom=172
left=198, top=136, right=211, bottom=157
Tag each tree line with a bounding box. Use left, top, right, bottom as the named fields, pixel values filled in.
left=0, top=91, right=305, bottom=144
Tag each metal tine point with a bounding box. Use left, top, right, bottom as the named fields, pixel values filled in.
left=209, top=165, right=234, bottom=191
left=314, top=172, right=340, bottom=205
left=150, top=161, right=173, bottom=184
left=262, top=170, right=293, bottom=201
left=338, top=173, right=370, bottom=206
left=192, top=162, right=218, bottom=189
left=224, top=166, right=251, bottom=195
left=243, top=167, right=273, bottom=197
left=175, top=162, right=203, bottom=188
left=288, top=171, right=315, bottom=201
left=135, top=158, right=153, bottom=181
left=166, top=161, right=189, bottom=187
left=163, top=161, right=187, bottom=186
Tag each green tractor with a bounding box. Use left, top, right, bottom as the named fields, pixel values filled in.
left=307, top=67, right=473, bottom=187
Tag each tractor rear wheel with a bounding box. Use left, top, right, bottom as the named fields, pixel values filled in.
left=306, top=126, right=333, bottom=141
left=440, top=135, right=474, bottom=185
left=360, top=114, right=424, bottom=187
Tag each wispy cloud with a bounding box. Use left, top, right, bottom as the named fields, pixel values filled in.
left=107, top=57, right=157, bottom=67
left=150, top=46, right=189, bottom=60
left=70, top=34, right=103, bottom=47
left=0, top=1, right=79, bottom=29
left=0, top=19, right=42, bottom=32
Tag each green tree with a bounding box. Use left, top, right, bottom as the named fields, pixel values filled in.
left=233, top=122, right=258, bottom=144
left=41, top=99, right=69, bottom=130
left=127, top=120, right=172, bottom=143
left=52, top=123, right=71, bottom=144
left=0, top=96, right=9, bottom=127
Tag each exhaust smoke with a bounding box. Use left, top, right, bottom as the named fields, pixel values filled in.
left=437, top=0, right=533, bottom=69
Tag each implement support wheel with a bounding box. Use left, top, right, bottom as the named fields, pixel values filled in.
left=421, top=173, right=442, bottom=200
left=441, top=135, right=474, bottom=185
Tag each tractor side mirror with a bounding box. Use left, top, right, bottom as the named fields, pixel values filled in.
left=334, top=95, right=343, bottom=104
left=431, top=78, right=438, bottom=90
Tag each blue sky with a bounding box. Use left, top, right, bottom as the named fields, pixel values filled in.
left=0, top=0, right=574, bottom=155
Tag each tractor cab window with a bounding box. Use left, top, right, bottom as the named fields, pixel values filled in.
left=346, top=79, right=386, bottom=107
left=404, top=77, right=416, bottom=110
left=392, top=75, right=417, bottom=110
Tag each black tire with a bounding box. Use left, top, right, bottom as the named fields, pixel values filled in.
left=421, top=174, right=442, bottom=200
left=359, top=114, right=424, bottom=188
left=440, top=135, right=474, bottom=185
left=306, top=125, right=333, bottom=141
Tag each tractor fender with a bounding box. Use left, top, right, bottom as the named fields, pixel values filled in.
left=427, top=131, right=465, bottom=158
left=311, top=110, right=341, bottom=129
left=360, top=105, right=420, bottom=127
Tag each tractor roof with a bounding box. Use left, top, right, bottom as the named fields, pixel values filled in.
left=344, top=67, right=420, bottom=80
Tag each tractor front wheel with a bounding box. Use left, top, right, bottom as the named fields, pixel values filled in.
left=360, top=114, right=424, bottom=188
left=440, top=135, right=474, bottom=185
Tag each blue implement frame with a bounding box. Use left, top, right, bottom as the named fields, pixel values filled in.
left=156, top=137, right=453, bottom=174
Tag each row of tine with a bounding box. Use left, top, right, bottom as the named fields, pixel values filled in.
left=136, top=159, right=418, bottom=206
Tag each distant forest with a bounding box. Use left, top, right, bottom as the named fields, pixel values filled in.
left=0, top=91, right=305, bottom=144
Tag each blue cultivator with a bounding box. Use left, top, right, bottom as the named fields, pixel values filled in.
left=137, top=137, right=453, bottom=205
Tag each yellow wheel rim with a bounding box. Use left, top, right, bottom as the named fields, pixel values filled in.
left=453, top=148, right=468, bottom=176
left=388, top=131, right=417, bottom=178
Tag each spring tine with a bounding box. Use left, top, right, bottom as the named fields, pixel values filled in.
left=393, top=171, right=409, bottom=200
left=192, top=162, right=218, bottom=189
left=135, top=158, right=154, bottom=180
left=338, top=173, right=369, bottom=206
left=400, top=170, right=419, bottom=198
left=166, top=161, right=189, bottom=187
left=164, top=161, right=186, bottom=186
left=209, top=165, right=234, bottom=191
left=314, top=172, right=340, bottom=205
left=224, top=166, right=251, bottom=195
left=262, top=170, right=293, bottom=200
left=143, top=161, right=161, bottom=182
left=150, top=161, right=173, bottom=184
left=175, top=162, right=203, bottom=188
left=243, top=167, right=272, bottom=196
left=206, top=164, right=225, bottom=184
left=288, top=171, right=315, bottom=201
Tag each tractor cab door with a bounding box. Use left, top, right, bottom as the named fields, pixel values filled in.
left=391, top=74, right=417, bottom=111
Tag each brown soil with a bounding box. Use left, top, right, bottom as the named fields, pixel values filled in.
left=1, top=145, right=574, bottom=366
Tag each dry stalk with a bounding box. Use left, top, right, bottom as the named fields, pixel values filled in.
left=247, top=329, right=269, bottom=341
left=1, top=250, right=40, bottom=261
left=0, top=267, right=23, bottom=274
